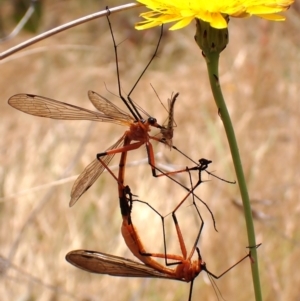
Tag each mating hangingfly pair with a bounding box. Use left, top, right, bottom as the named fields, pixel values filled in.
left=67, top=157, right=259, bottom=301
left=7, top=7, right=256, bottom=301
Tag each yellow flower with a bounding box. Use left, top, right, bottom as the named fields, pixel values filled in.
left=135, top=0, right=294, bottom=30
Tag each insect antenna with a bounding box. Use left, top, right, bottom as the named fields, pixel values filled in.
left=206, top=273, right=227, bottom=301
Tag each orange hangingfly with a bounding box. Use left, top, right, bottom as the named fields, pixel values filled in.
left=66, top=165, right=259, bottom=301
left=95, top=13, right=204, bottom=207
left=8, top=12, right=195, bottom=207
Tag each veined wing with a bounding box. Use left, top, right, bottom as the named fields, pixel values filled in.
left=66, top=250, right=181, bottom=280
left=88, top=90, right=135, bottom=123
left=8, top=93, right=132, bottom=126
left=69, top=136, right=125, bottom=207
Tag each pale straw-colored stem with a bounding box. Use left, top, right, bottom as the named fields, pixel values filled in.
left=0, top=3, right=143, bottom=60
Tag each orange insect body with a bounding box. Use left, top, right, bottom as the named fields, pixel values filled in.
left=121, top=218, right=175, bottom=277
left=122, top=218, right=203, bottom=282
left=127, top=121, right=151, bottom=140
left=118, top=179, right=204, bottom=283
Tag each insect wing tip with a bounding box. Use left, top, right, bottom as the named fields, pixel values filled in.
left=66, top=250, right=97, bottom=273
left=69, top=198, right=76, bottom=207
left=7, top=94, right=20, bottom=106
left=69, top=191, right=80, bottom=207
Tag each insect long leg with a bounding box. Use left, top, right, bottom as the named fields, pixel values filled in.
left=145, top=156, right=219, bottom=230
left=98, top=144, right=219, bottom=231
left=106, top=9, right=163, bottom=121
left=169, top=168, right=205, bottom=265
left=130, top=164, right=206, bottom=266
left=198, top=243, right=262, bottom=279
left=106, top=10, right=141, bottom=120
left=144, top=155, right=237, bottom=231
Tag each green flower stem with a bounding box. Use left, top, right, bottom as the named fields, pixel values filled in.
left=194, top=18, right=262, bottom=301
left=204, top=50, right=262, bottom=301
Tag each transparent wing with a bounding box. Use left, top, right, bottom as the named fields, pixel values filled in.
left=8, top=93, right=132, bottom=125
left=69, top=136, right=125, bottom=207
left=88, top=90, right=134, bottom=123
left=66, top=250, right=181, bottom=280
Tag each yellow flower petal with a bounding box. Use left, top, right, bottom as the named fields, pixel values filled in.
left=135, top=0, right=294, bottom=30
left=169, top=17, right=194, bottom=30
left=255, top=13, right=287, bottom=20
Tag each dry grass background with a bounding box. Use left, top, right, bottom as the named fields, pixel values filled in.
left=1, top=1, right=299, bottom=301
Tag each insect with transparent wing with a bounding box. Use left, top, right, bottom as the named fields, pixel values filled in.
left=8, top=13, right=194, bottom=207
left=67, top=161, right=257, bottom=301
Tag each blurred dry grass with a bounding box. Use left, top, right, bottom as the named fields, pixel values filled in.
left=1, top=1, right=299, bottom=301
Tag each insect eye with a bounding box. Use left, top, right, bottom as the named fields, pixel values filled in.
left=148, top=117, right=157, bottom=125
